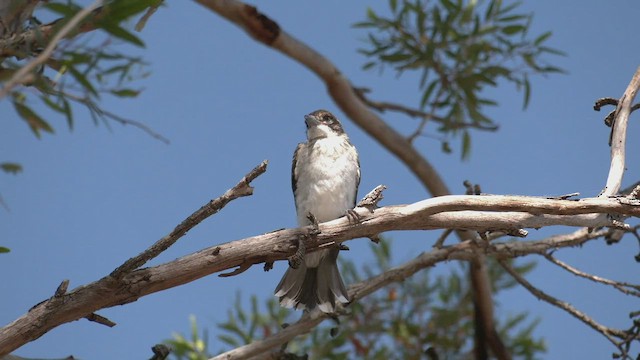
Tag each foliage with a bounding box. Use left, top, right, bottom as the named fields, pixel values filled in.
left=0, top=0, right=157, bottom=175
left=354, top=0, right=564, bottom=158
left=166, top=315, right=210, bottom=360
left=167, top=239, right=545, bottom=359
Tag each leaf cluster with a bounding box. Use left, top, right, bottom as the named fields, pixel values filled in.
left=354, top=0, right=564, bottom=158
left=168, top=238, right=545, bottom=359
left=1, top=0, right=154, bottom=139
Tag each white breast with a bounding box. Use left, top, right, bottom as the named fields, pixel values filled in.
left=294, top=135, right=359, bottom=226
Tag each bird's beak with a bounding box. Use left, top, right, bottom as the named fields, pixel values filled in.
left=304, top=114, right=320, bottom=128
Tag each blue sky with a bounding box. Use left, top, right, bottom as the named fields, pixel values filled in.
left=2, top=1, right=639, bottom=359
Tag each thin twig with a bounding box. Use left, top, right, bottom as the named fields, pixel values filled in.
left=98, top=107, right=170, bottom=144
left=499, top=260, right=631, bottom=348
left=58, top=91, right=170, bottom=144
left=84, top=312, right=116, bottom=327
left=433, top=228, right=453, bottom=248
left=353, top=87, right=499, bottom=132
left=543, top=253, right=640, bottom=297
left=0, top=0, right=103, bottom=99
left=110, top=160, right=268, bottom=277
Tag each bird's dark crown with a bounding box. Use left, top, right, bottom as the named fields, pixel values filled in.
left=306, top=109, right=344, bottom=134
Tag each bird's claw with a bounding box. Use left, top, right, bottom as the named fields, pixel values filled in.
left=306, top=212, right=321, bottom=236
left=287, top=235, right=306, bottom=269
left=345, top=208, right=361, bottom=223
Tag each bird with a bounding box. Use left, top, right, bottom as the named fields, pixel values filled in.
left=274, top=109, right=360, bottom=313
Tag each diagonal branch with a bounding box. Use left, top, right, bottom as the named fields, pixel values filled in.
left=111, top=159, right=268, bottom=277
left=543, top=253, right=640, bottom=297
left=1, top=192, right=637, bottom=356
left=498, top=260, right=638, bottom=355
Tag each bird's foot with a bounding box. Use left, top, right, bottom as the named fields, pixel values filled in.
left=287, top=234, right=306, bottom=269
left=345, top=208, right=361, bottom=223
left=306, top=212, right=321, bottom=236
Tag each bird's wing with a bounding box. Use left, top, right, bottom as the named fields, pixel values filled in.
left=353, top=144, right=361, bottom=207
left=291, top=143, right=304, bottom=196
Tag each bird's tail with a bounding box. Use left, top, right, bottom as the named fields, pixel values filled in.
left=274, top=249, right=349, bottom=313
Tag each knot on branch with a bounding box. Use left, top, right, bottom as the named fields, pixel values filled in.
left=242, top=5, right=280, bottom=45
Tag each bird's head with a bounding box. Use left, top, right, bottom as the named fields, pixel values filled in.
left=304, top=110, right=345, bottom=141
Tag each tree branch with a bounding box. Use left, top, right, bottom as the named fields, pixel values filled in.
left=0, top=0, right=103, bottom=98
left=210, top=226, right=614, bottom=360
left=600, top=66, right=640, bottom=197
left=0, top=4, right=109, bottom=58
left=1, top=192, right=637, bottom=356
left=111, top=159, right=268, bottom=277
left=543, top=253, right=640, bottom=297
left=499, top=259, right=638, bottom=357
left=353, top=87, right=499, bottom=132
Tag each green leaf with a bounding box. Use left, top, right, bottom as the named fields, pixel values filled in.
left=501, top=25, right=526, bottom=35
left=217, top=334, right=240, bottom=347
left=522, top=53, right=537, bottom=70
left=441, top=141, right=452, bottom=154
left=352, top=21, right=374, bottom=28
left=44, top=2, right=81, bottom=16
left=467, top=106, right=492, bottom=124
left=62, top=98, right=74, bottom=130
left=420, top=80, right=439, bottom=109
left=534, top=31, right=552, bottom=46
left=106, top=0, right=160, bottom=20
left=67, top=66, right=98, bottom=96
left=366, top=7, right=378, bottom=21
left=522, top=73, right=531, bottom=109
left=110, top=88, right=141, bottom=97
left=461, top=131, right=471, bottom=160
left=100, top=23, right=145, bottom=47
left=13, top=102, right=54, bottom=138
left=1, top=163, right=23, bottom=175
left=0, top=247, right=10, bottom=254
left=389, top=0, right=398, bottom=13
left=362, top=61, right=376, bottom=70
left=380, top=52, right=413, bottom=62
left=540, top=65, right=566, bottom=74
left=485, top=0, right=497, bottom=20
left=539, top=46, right=566, bottom=56
left=498, top=14, right=528, bottom=23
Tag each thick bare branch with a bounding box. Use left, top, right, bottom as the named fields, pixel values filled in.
left=600, top=66, right=640, bottom=196
left=0, top=193, right=637, bottom=356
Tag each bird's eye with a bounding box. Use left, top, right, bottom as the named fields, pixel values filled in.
left=322, top=114, right=334, bottom=123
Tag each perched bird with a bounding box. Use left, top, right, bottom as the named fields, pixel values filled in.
left=275, top=109, right=360, bottom=313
